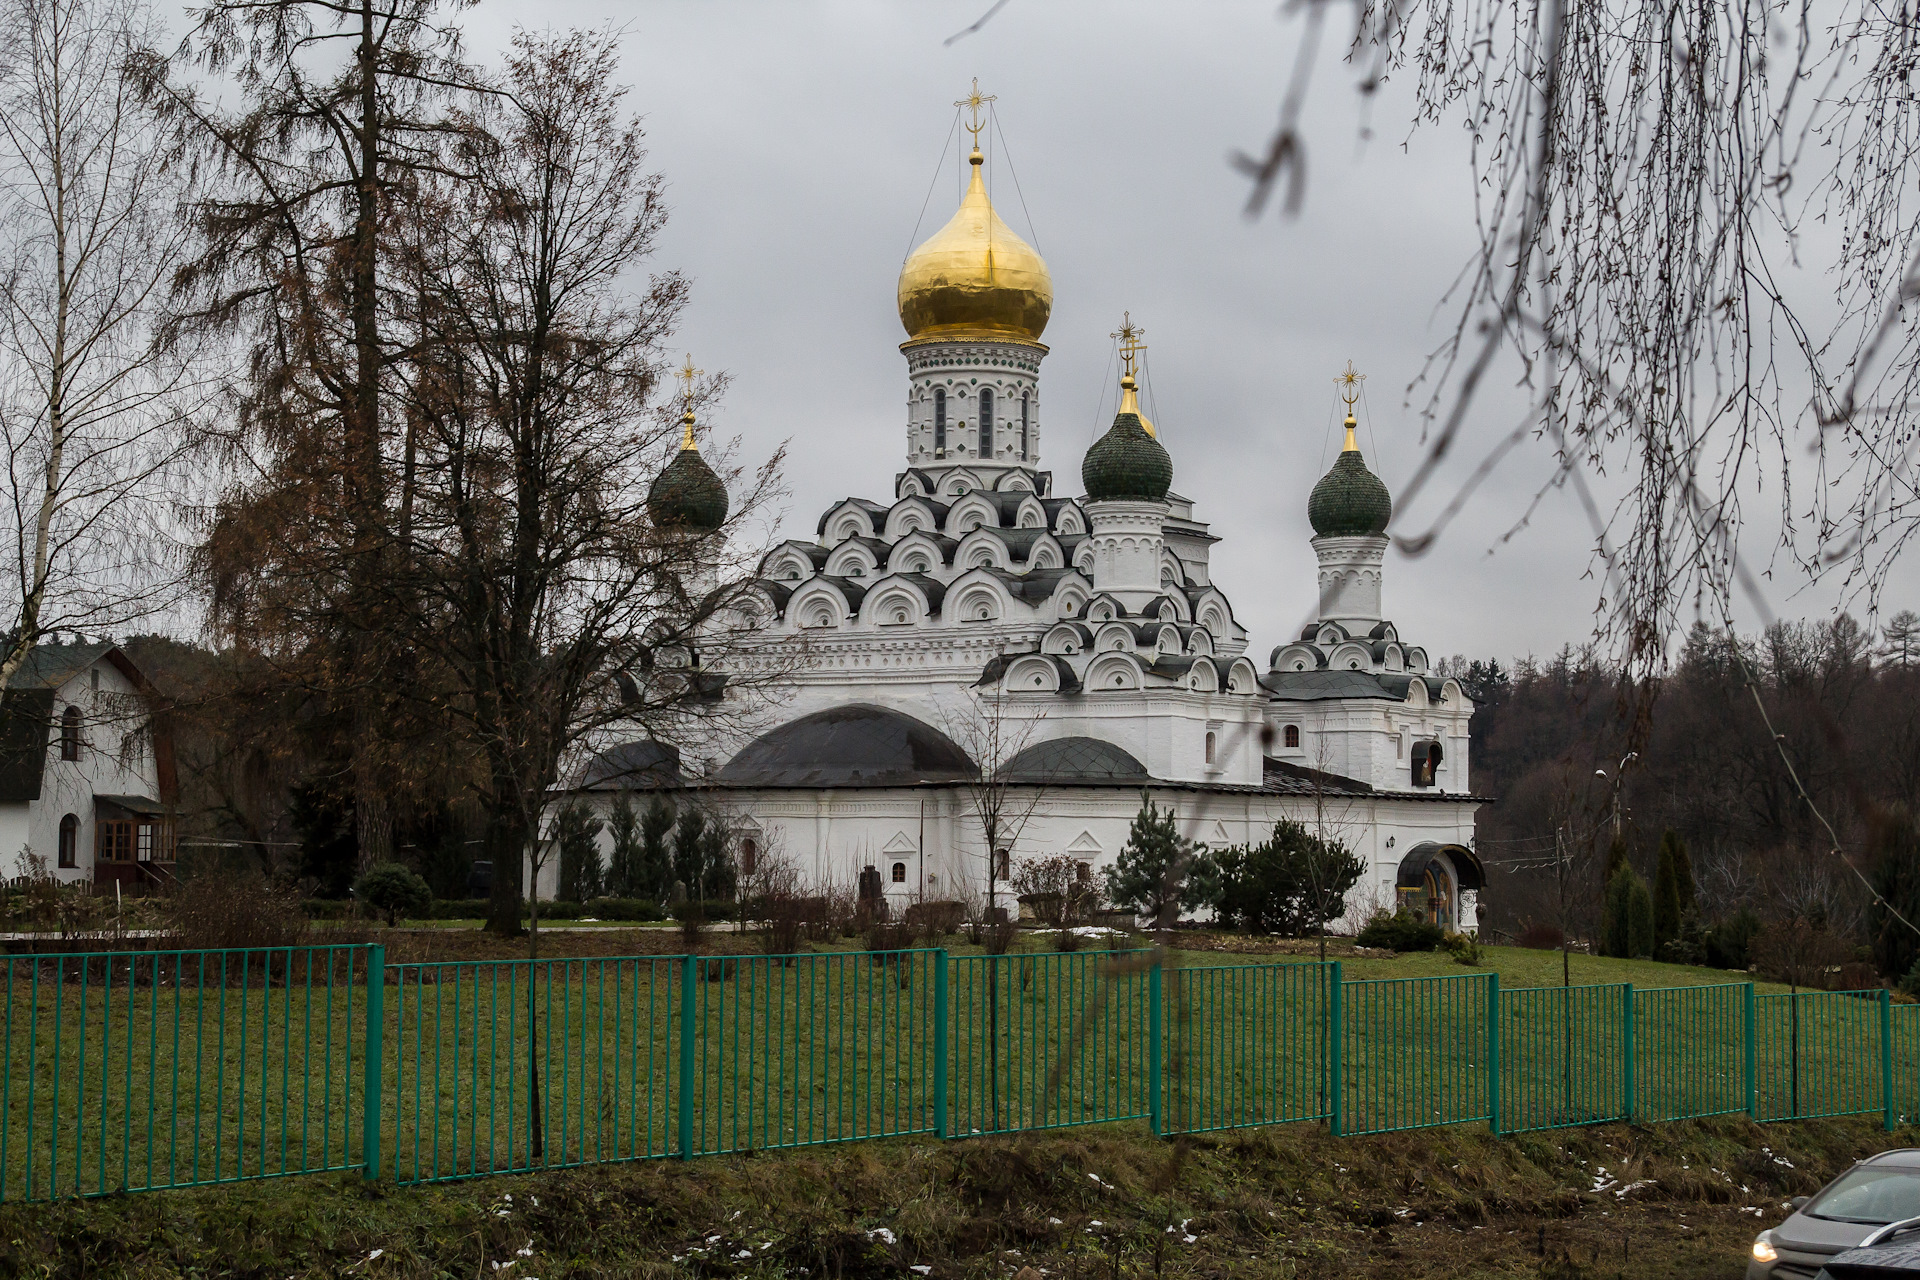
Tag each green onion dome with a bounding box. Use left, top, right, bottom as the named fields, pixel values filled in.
left=648, top=412, right=730, bottom=533
left=1081, top=376, right=1172, bottom=503
left=1308, top=414, right=1392, bottom=537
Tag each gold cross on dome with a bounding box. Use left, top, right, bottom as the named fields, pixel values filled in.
left=956, top=78, right=996, bottom=145
left=1111, top=312, right=1147, bottom=378
left=675, top=354, right=702, bottom=408
left=1336, top=359, right=1365, bottom=408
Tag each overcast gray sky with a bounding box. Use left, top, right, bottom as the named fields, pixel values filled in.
left=446, top=0, right=1918, bottom=665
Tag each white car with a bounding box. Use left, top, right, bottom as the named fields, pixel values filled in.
left=1750, top=1150, right=1920, bottom=1279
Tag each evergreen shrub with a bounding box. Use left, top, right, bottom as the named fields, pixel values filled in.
left=1356, top=910, right=1444, bottom=952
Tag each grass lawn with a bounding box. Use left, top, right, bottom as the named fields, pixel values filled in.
left=5, top=1112, right=1913, bottom=1279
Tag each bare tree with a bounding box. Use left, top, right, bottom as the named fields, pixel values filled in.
left=0, top=0, right=204, bottom=689
left=384, top=29, right=785, bottom=938
left=935, top=689, right=1050, bottom=936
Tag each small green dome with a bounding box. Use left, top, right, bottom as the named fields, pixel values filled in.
left=1082, top=411, right=1172, bottom=503
left=648, top=443, right=729, bottom=533
left=1308, top=446, right=1392, bottom=537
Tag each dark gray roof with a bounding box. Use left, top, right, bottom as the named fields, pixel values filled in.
left=1260, top=670, right=1403, bottom=701
left=0, top=687, right=53, bottom=803
left=815, top=498, right=890, bottom=536
left=579, top=740, right=685, bottom=790
left=1378, top=673, right=1448, bottom=700
left=714, top=704, right=975, bottom=788
left=1000, top=568, right=1075, bottom=604
left=0, top=643, right=121, bottom=804
left=1261, top=758, right=1373, bottom=796
left=1003, top=736, right=1149, bottom=783
left=10, top=641, right=116, bottom=689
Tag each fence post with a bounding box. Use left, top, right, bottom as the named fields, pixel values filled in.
left=1329, top=960, right=1344, bottom=1138
left=362, top=944, right=384, bottom=1182
left=1621, top=984, right=1635, bottom=1122
left=1486, top=972, right=1501, bottom=1135
left=678, top=954, right=695, bottom=1160
left=1147, top=959, right=1163, bottom=1136
left=1745, top=982, right=1758, bottom=1120
left=1883, top=987, right=1895, bottom=1134
left=933, top=950, right=949, bottom=1138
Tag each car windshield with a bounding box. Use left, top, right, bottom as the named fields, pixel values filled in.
left=1807, top=1167, right=1920, bottom=1225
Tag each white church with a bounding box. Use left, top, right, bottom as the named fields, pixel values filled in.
left=567, top=102, right=1486, bottom=933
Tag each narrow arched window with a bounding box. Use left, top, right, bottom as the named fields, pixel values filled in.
left=739, top=838, right=757, bottom=877
left=1020, top=392, right=1030, bottom=459
left=1204, top=732, right=1216, bottom=765
left=57, top=814, right=78, bottom=869
left=933, top=389, right=947, bottom=455
left=979, top=388, right=994, bottom=457
left=59, top=706, right=81, bottom=762
left=1412, top=739, right=1444, bottom=788
left=1284, top=724, right=1300, bottom=749
left=891, top=861, right=907, bottom=884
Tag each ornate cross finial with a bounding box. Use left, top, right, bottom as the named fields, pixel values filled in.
left=1336, top=359, right=1366, bottom=408
left=675, top=354, right=702, bottom=449
left=956, top=78, right=996, bottom=146
left=675, top=354, right=702, bottom=409
left=1112, top=312, right=1147, bottom=378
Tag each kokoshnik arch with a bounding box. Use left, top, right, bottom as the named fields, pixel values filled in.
left=556, top=88, right=1488, bottom=932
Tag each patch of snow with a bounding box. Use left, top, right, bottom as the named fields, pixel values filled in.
left=868, top=1228, right=897, bottom=1245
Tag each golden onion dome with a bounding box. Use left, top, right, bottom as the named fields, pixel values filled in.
left=898, top=149, right=1052, bottom=343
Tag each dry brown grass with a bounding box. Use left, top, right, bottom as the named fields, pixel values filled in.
left=5, top=1113, right=1905, bottom=1279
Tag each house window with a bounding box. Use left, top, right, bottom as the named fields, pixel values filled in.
left=1412, top=739, right=1444, bottom=788
left=934, top=389, right=946, bottom=455
left=979, top=389, right=994, bottom=457
left=96, top=816, right=175, bottom=863
left=59, top=706, right=81, bottom=761
left=993, top=848, right=1010, bottom=880
left=739, top=838, right=757, bottom=877
left=1020, top=393, right=1030, bottom=459
left=1284, top=724, right=1300, bottom=749
left=57, top=814, right=77, bottom=868
left=891, top=861, right=907, bottom=883
left=1204, top=732, right=1216, bottom=765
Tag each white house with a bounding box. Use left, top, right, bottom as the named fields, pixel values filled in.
left=0, top=641, right=176, bottom=887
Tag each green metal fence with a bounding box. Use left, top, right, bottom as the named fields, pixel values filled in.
left=2, top=946, right=371, bottom=1201
left=1498, top=983, right=1628, bottom=1134
left=385, top=955, right=683, bottom=1184
left=1339, top=972, right=1493, bottom=1135
left=1163, top=960, right=1331, bottom=1135
left=948, top=950, right=1152, bottom=1136
left=1630, top=983, right=1749, bottom=1122
left=7, top=941, right=1918, bottom=1202
left=1896, top=1004, right=1920, bottom=1126
left=1754, top=990, right=1889, bottom=1123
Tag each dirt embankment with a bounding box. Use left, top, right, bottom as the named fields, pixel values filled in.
left=9, top=1115, right=1908, bottom=1279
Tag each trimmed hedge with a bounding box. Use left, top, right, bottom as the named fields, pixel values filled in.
left=670, top=899, right=738, bottom=923
left=303, top=897, right=676, bottom=923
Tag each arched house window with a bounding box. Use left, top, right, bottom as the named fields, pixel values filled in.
left=57, top=814, right=78, bottom=868
left=891, top=862, right=907, bottom=884
left=979, top=388, right=994, bottom=457
left=59, top=706, right=81, bottom=761
left=1204, top=732, right=1216, bottom=765
left=1020, top=392, right=1030, bottom=459
left=934, top=388, right=947, bottom=456
left=1284, top=724, right=1300, bottom=750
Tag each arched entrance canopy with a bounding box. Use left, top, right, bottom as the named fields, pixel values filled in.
left=1393, top=841, right=1484, bottom=891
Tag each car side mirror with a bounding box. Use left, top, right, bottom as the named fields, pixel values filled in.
left=1788, top=1196, right=1810, bottom=1212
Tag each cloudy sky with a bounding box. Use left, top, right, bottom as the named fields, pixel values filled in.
left=445, top=0, right=1917, bottom=664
